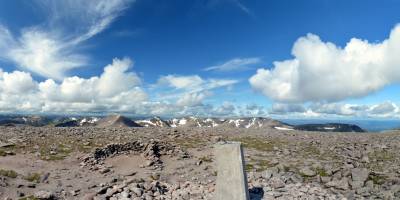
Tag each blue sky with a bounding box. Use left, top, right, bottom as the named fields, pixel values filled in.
left=0, top=0, right=399, bottom=118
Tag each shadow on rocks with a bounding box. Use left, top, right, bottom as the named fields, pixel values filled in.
left=249, top=187, right=264, bottom=200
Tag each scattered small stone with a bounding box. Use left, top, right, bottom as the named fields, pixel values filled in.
left=122, top=171, right=137, bottom=177
left=269, top=177, right=285, bottom=189
left=41, top=172, right=51, bottom=183
left=99, top=168, right=111, bottom=174
left=34, top=190, right=54, bottom=199
left=83, top=192, right=96, bottom=200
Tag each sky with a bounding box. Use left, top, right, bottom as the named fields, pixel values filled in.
left=0, top=0, right=399, bottom=119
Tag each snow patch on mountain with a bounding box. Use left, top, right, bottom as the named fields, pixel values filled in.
left=274, top=126, right=294, bottom=131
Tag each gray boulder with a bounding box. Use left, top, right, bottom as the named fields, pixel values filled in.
left=351, top=168, right=370, bottom=182
left=300, top=167, right=316, bottom=177
left=326, top=177, right=349, bottom=190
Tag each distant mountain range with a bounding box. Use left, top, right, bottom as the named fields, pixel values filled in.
left=0, top=115, right=52, bottom=127
left=293, top=123, right=366, bottom=132
left=0, top=114, right=372, bottom=132
left=137, top=116, right=288, bottom=129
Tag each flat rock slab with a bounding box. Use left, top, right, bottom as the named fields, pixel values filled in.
left=215, top=142, right=249, bottom=200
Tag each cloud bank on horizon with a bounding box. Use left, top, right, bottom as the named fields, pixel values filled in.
left=0, top=0, right=399, bottom=118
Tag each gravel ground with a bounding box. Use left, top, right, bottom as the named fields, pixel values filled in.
left=0, top=126, right=399, bottom=199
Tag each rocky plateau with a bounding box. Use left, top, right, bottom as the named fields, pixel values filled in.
left=0, top=115, right=398, bottom=199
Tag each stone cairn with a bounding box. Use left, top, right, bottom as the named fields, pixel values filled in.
left=80, top=139, right=190, bottom=172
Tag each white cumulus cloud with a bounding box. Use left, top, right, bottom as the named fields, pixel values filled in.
left=176, top=91, right=212, bottom=107
left=157, top=75, right=204, bottom=90
left=0, top=69, right=38, bottom=94
left=369, top=101, right=398, bottom=116
left=250, top=24, right=400, bottom=103
left=0, top=57, right=245, bottom=117
left=0, top=58, right=147, bottom=113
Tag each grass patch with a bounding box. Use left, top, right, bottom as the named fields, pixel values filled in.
left=368, top=174, right=387, bottom=185
left=19, top=196, right=39, bottom=200
left=367, top=150, right=396, bottom=171
left=302, top=145, right=320, bottom=155
left=150, top=173, right=160, bottom=181
left=0, top=144, right=16, bottom=156
left=212, top=171, right=217, bottom=176
left=315, top=167, right=328, bottom=177
left=257, top=160, right=271, bottom=170
left=252, top=159, right=273, bottom=172
left=199, top=155, right=213, bottom=163
left=39, top=143, right=73, bottom=161
left=245, top=163, right=254, bottom=172
left=283, top=165, right=291, bottom=172
left=368, top=150, right=395, bottom=162
left=6, top=135, right=109, bottom=161
left=299, top=144, right=341, bottom=161
left=231, top=137, right=283, bottom=152
left=77, top=141, right=97, bottom=153
left=24, top=172, right=41, bottom=183
left=0, top=169, right=18, bottom=178
left=41, top=154, right=69, bottom=161
left=299, top=172, right=313, bottom=178
left=244, top=156, right=276, bottom=172
left=0, top=149, right=6, bottom=156
left=299, top=172, right=314, bottom=182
